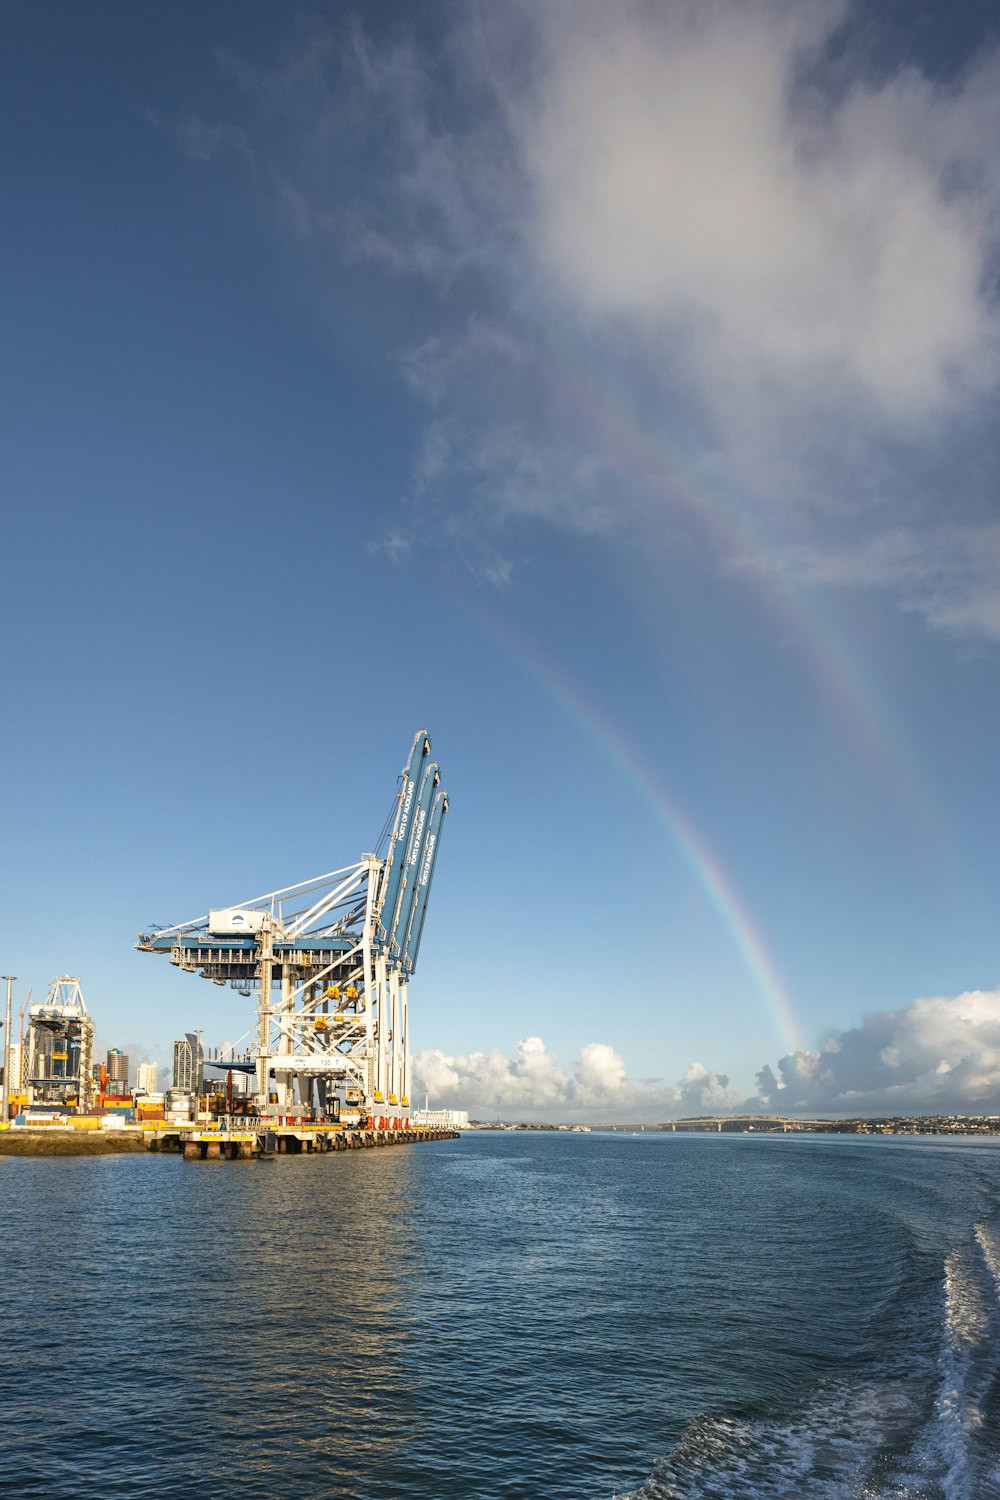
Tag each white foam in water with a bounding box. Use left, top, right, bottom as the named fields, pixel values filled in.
left=974, top=1221, right=1000, bottom=1294
left=619, top=1379, right=928, bottom=1500
left=617, top=1229, right=1000, bottom=1500
left=943, top=1247, right=990, bottom=1349
left=883, top=1228, right=1000, bottom=1500
left=896, top=1248, right=990, bottom=1500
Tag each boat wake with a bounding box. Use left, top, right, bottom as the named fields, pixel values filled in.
left=619, top=1220, right=1000, bottom=1500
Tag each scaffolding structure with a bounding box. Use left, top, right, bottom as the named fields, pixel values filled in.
left=137, top=730, right=448, bottom=1122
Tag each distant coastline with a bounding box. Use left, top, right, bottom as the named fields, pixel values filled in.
left=475, top=1114, right=1000, bottom=1135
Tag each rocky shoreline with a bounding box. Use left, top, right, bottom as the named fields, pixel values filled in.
left=0, top=1130, right=148, bottom=1156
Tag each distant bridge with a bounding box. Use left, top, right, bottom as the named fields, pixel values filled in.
left=664, top=1117, right=837, bottom=1133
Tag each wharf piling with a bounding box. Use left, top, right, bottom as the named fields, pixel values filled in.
left=159, top=1124, right=459, bottom=1162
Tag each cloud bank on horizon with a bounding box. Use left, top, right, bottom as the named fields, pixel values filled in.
left=200, top=0, right=1000, bottom=634
left=414, top=987, right=1000, bottom=1119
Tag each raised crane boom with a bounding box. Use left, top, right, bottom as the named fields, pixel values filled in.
left=402, top=787, right=449, bottom=976
left=374, top=729, right=431, bottom=956
left=136, top=729, right=449, bottom=1122
left=386, top=760, right=440, bottom=967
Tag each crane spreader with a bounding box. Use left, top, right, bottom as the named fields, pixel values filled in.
left=137, top=729, right=448, bottom=1124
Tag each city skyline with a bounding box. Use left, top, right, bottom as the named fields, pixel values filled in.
left=4, top=1, right=1000, bottom=1119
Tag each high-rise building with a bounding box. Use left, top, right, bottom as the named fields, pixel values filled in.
left=173, top=1032, right=203, bottom=1092
left=135, top=1061, right=158, bottom=1095
left=106, top=1048, right=129, bottom=1091
left=4, top=1041, right=21, bottom=1098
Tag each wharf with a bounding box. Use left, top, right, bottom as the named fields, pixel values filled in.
left=150, top=1123, right=460, bottom=1161
left=0, top=1122, right=459, bottom=1158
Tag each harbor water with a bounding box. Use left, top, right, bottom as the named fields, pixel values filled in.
left=3, top=1130, right=1000, bottom=1498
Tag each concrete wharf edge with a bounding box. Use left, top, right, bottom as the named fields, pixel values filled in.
left=148, top=1125, right=461, bottom=1161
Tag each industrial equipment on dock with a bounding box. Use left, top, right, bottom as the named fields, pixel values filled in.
left=25, top=977, right=95, bottom=1111
left=136, top=729, right=448, bottom=1124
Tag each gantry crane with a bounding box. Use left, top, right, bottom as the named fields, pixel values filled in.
left=136, top=730, right=448, bottom=1123
left=26, top=977, right=95, bottom=1111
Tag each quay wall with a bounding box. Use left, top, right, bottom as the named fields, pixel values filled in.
left=0, top=1122, right=459, bottom=1159
left=162, top=1125, right=460, bottom=1160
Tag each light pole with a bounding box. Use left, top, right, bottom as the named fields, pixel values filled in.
left=1, top=976, right=16, bottom=1122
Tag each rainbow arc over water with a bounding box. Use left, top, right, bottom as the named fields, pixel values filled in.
left=483, top=616, right=806, bottom=1059
left=544, top=349, right=942, bottom=846
left=456, top=340, right=950, bottom=1057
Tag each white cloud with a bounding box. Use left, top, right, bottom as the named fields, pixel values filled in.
left=413, top=1035, right=738, bottom=1120
left=777, top=523, right=1000, bottom=639
left=415, top=1035, right=575, bottom=1115
left=147, top=110, right=255, bottom=167
left=751, top=987, right=1000, bottom=1115
left=192, top=4, right=1000, bottom=630
left=574, top=1040, right=628, bottom=1101
left=408, top=3, right=1000, bottom=615
left=529, top=2, right=999, bottom=418
left=368, top=529, right=413, bottom=563
left=415, top=988, right=1000, bottom=1121
left=676, top=1060, right=742, bottom=1113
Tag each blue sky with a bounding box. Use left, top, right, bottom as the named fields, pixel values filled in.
left=4, top=0, right=1000, bottom=1117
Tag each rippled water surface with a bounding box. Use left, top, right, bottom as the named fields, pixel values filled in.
left=3, top=1131, right=1000, bottom=1498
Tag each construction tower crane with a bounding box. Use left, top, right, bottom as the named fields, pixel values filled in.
left=136, top=729, right=449, bottom=1123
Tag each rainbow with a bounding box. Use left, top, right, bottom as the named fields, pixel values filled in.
left=479, top=614, right=807, bottom=1059
left=546, top=351, right=944, bottom=855
left=441, top=336, right=949, bottom=1057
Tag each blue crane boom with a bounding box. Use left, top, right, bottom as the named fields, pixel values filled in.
left=386, top=760, right=440, bottom=966
left=401, top=787, right=448, bottom=975
left=374, top=728, right=430, bottom=955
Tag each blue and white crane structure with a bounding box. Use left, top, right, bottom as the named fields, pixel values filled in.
left=136, top=730, right=449, bottom=1121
